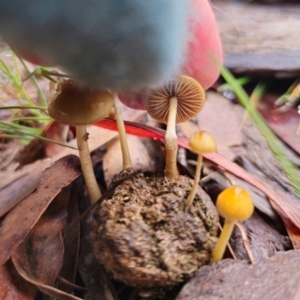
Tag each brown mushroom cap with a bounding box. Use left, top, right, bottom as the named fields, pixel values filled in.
left=146, top=75, right=205, bottom=124
left=48, top=79, right=113, bottom=125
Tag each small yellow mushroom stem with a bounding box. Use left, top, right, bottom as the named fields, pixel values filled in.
left=112, top=91, right=132, bottom=170
left=165, top=97, right=179, bottom=178
left=186, top=154, right=203, bottom=206
left=76, top=125, right=102, bottom=203
left=211, top=219, right=235, bottom=263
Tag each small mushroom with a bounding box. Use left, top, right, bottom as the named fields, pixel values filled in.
left=147, top=75, right=205, bottom=178
left=186, top=131, right=217, bottom=207
left=211, top=186, right=254, bottom=263
left=48, top=79, right=113, bottom=202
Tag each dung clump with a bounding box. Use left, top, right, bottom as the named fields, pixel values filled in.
left=92, top=170, right=219, bottom=287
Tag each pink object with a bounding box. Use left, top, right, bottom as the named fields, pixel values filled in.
left=12, top=0, right=222, bottom=111
left=184, top=0, right=222, bottom=90
left=13, top=45, right=56, bottom=67
left=119, top=0, right=223, bottom=110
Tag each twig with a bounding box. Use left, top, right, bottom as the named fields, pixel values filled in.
left=235, top=222, right=256, bottom=264
left=57, top=276, right=87, bottom=292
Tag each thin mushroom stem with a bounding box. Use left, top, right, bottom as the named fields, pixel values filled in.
left=112, top=91, right=132, bottom=170
left=165, top=97, right=179, bottom=178
left=76, top=125, right=102, bottom=203
left=211, top=219, right=235, bottom=263
left=186, top=154, right=203, bottom=206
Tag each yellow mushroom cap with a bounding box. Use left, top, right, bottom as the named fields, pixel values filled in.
left=48, top=79, right=113, bottom=125
left=146, top=75, right=205, bottom=124
left=189, top=131, right=217, bottom=154
left=216, top=186, right=254, bottom=221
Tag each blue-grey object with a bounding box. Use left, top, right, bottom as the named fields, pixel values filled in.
left=0, top=0, right=188, bottom=91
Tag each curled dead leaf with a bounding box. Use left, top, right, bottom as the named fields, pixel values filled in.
left=0, top=260, right=37, bottom=300
left=0, top=155, right=81, bottom=266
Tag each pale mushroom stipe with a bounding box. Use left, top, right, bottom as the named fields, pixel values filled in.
left=48, top=79, right=113, bottom=203
left=111, top=92, right=132, bottom=170
left=147, top=75, right=205, bottom=178
left=211, top=186, right=254, bottom=263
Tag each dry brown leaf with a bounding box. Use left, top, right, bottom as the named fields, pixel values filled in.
left=57, top=186, right=80, bottom=294
left=11, top=187, right=79, bottom=299
left=257, top=93, right=300, bottom=155
left=0, top=155, right=81, bottom=266
left=12, top=189, right=69, bottom=285
left=179, top=121, right=199, bottom=140
left=0, top=159, right=53, bottom=218
left=0, top=140, right=23, bottom=171
left=103, top=135, right=158, bottom=186
left=18, top=121, right=68, bottom=166
left=0, top=260, right=37, bottom=300
left=197, top=92, right=246, bottom=161
left=7, top=262, right=82, bottom=300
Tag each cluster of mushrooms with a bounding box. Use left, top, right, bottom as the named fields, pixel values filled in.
left=47, top=75, right=254, bottom=288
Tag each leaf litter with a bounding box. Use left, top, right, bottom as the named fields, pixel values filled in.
left=0, top=155, right=81, bottom=266
left=1, top=111, right=300, bottom=299
left=1, top=62, right=300, bottom=300
left=11, top=186, right=80, bottom=300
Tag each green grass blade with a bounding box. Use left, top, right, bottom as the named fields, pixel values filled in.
left=0, top=122, right=77, bottom=149
left=12, top=116, right=52, bottom=122
left=218, top=63, right=300, bottom=197
left=0, top=121, right=43, bottom=134
left=0, top=105, right=47, bottom=110
left=217, top=76, right=252, bottom=93
left=17, top=54, right=48, bottom=107
left=241, top=79, right=270, bottom=126
left=0, top=59, right=34, bottom=106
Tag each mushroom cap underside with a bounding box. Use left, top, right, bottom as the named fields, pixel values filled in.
left=146, top=75, right=205, bottom=124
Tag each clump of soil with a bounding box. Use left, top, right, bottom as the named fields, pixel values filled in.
left=92, top=169, right=219, bottom=288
